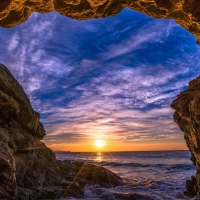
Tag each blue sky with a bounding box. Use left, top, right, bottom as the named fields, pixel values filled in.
left=0, top=8, right=200, bottom=151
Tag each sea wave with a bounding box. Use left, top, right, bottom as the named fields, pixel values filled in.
left=100, top=161, right=194, bottom=171
left=56, top=151, right=196, bottom=200
left=58, top=158, right=195, bottom=171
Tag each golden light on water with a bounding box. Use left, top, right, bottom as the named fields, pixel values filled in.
left=94, top=152, right=103, bottom=162
left=94, top=139, right=105, bottom=149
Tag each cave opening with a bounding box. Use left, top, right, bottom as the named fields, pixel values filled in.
left=0, top=8, right=199, bottom=152
left=1, top=1, right=200, bottom=199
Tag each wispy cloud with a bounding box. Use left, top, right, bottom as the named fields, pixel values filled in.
left=0, top=9, right=200, bottom=147
left=43, top=107, right=181, bottom=145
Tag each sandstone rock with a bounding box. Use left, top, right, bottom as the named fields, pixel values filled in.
left=0, top=141, right=16, bottom=199
left=0, top=63, right=122, bottom=199
left=171, top=76, right=200, bottom=196
left=0, top=0, right=200, bottom=43
left=185, top=177, right=196, bottom=197
left=0, top=65, right=45, bottom=139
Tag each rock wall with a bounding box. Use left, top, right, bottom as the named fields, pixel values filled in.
left=0, top=64, right=122, bottom=199
left=0, top=0, right=200, bottom=42
left=171, top=76, right=200, bottom=196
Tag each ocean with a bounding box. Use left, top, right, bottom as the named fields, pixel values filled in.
left=55, top=151, right=196, bottom=200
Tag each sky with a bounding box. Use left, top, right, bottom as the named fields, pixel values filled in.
left=0, top=8, right=200, bottom=152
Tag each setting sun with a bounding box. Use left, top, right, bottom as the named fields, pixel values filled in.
left=94, top=139, right=105, bottom=148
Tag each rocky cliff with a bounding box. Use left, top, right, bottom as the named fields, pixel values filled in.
left=0, top=0, right=200, bottom=42
left=0, top=64, right=122, bottom=200
left=171, top=76, right=200, bottom=197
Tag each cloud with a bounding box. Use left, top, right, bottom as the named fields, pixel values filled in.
left=0, top=9, right=199, bottom=147
left=43, top=106, right=181, bottom=145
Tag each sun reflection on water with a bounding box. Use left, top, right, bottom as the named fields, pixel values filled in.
left=94, top=152, right=103, bottom=162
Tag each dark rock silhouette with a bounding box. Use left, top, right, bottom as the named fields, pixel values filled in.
left=0, top=64, right=122, bottom=199
left=171, top=76, right=200, bottom=197
left=0, top=0, right=200, bottom=43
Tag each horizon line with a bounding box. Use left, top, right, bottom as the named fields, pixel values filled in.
left=53, top=149, right=189, bottom=153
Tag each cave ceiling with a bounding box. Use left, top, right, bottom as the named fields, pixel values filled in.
left=0, top=0, right=200, bottom=42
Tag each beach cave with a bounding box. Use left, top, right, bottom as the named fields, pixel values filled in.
left=0, top=0, right=200, bottom=198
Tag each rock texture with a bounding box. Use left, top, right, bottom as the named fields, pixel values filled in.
left=0, top=63, right=122, bottom=199
left=171, top=76, right=200, bottom=197
left=0, top=0, right=200, bottom=42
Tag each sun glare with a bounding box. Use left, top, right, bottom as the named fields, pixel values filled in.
left=94, top=139, right=105, bottom=148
